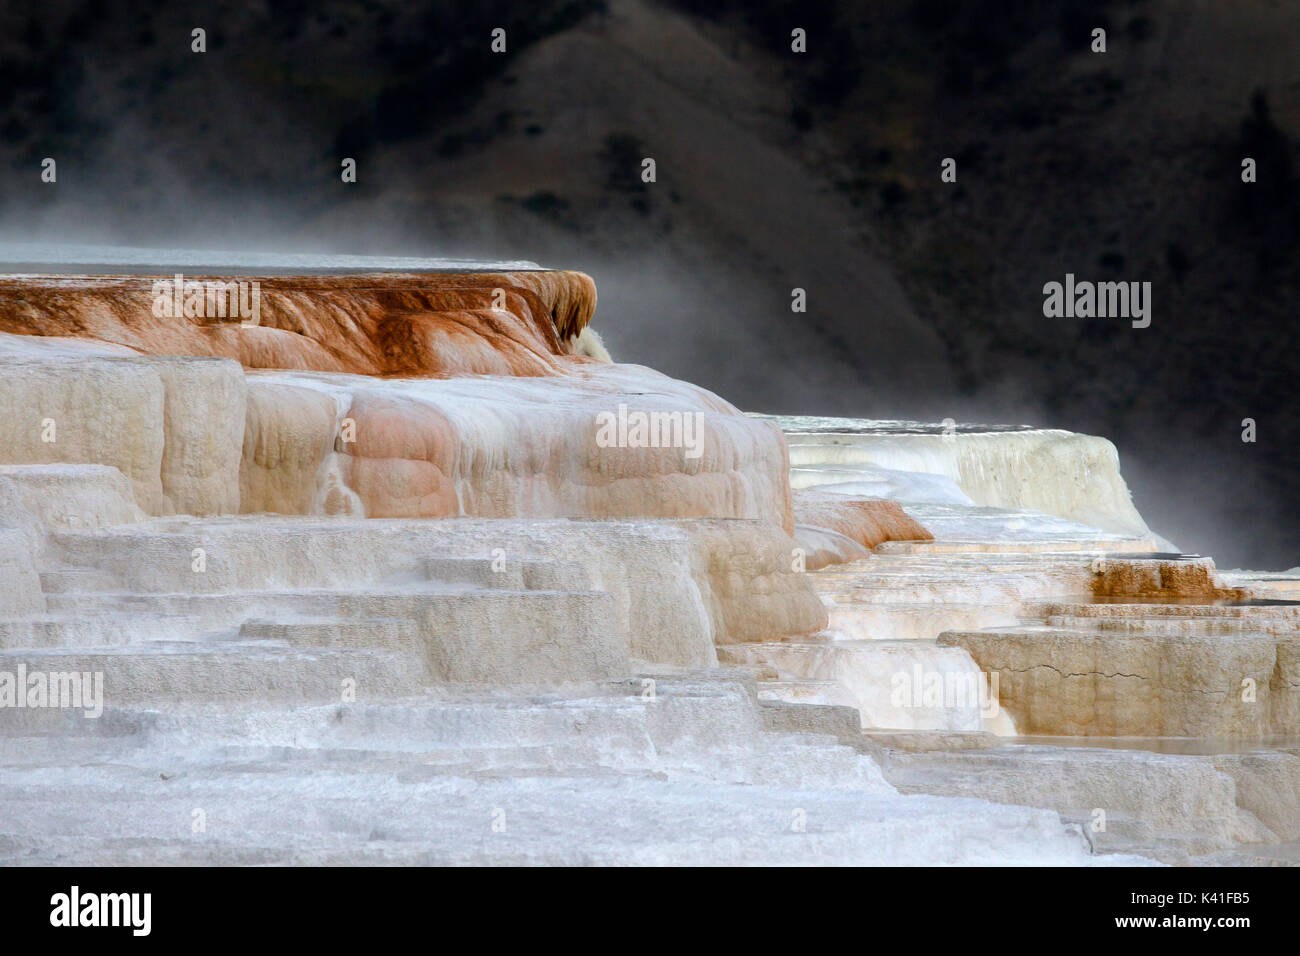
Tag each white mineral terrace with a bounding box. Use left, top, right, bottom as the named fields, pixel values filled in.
left=1, top=290, right=1297, bottom=865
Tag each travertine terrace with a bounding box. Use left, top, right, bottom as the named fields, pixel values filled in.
left=0, top=261, right=1296, bottom=865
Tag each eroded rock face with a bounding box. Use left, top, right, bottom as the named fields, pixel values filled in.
left=942, top=599, right=1300, bottom=737
left=0, top=668, right=1124, bottom=866
left=0, top=354, right=169, bottom=513
left=881, top=744, right=1282, bottom=861
left=1089, top=554, right=1237, bottom=599
left=0, top=343, right=792, bottom=529
left=670, top=519, right=827, bottom=645
left=0, top=268, right=789, bottom=527
left=239, top=382, right=347, bottom=516
left=940, top=626, right=1287, bottom=737
left=0, top=268, right=796, bottom=528
left=0, top=272, right=598, bottom=377
left=0, top=464, right=147, bottom=616
left=792, top=489, right=932, bottom=570
left=773, top=416, right=1153, bottom=539
left=0, top=269, right=814, bottom=671
left=12, top=507, right=811, bottom=669
left=251, top=365, right=792, bottom=527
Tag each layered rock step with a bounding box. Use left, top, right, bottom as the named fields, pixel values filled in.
left=761, top=414, right=1153, bottom=539
left=0, top=326, right=795, bottom=529
left=719, top=639, right=994, bottom=731
left=736, top=415, right=1300, bottom=864
left=11, top=512, right=831, bottom=669
left=7, top=585, right=624, bottom=688
left=3, top=509, right=676, bottom=691
left=747, top=532, right=1300, bottom=862
left=731, top=531, right=1284, bottom=739
left=0, top=644, right=429, bottom=708
left=0, top=613, right=206, bottom=649
left=0, top=670, right=1122, bottom=866
left=880, top=740, right=1300, bottom=864
left=944, top=598, right=1300, bottom=737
